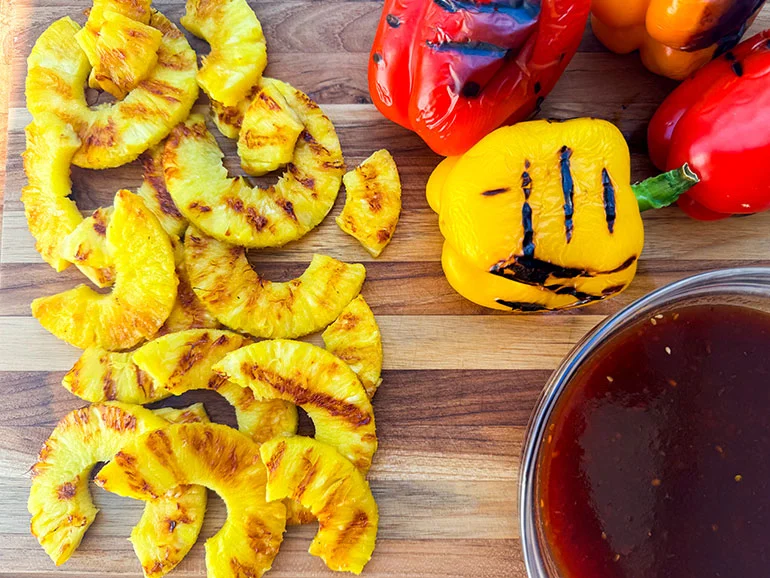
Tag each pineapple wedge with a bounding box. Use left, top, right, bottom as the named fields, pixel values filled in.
left=62, top=347, right=170, bottom=404
left=338, top=149, right=402, bottom=257
left=322, top=296, right=383, bottom=399
left=164, top=82, right=344, bottom=248
left=261, top=436, right=378, bottom=574
left=238, top=78, right=303, bottom=176
left=137, top=144, right=188, bottom=238
left=181, top=0, right=267, bottom=107
left=96, top=423, right=287, bottom=578
left=28, top=402, right=206, bottom=571
left=26, top=13, right=198, bottom=169
left=31, top=190, right=177, bottom=351
left=211, top=83, right=258, bottom=139
left=132, top=329, right=298, bottom=443
left=77, top=10, right=163, bottom=99
left=213, top=340, right=378, bottom=472
left=58, top=207, right=116, bottom=288
left=21, top=113, right=82, bottom=272
left=184, top=227, right=366, bottom=339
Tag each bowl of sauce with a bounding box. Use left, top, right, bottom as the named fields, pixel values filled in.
left=520, top=268, right=770, bottom=578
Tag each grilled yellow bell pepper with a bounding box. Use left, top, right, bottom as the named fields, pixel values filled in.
left=428, top=118, right=697, bottom=312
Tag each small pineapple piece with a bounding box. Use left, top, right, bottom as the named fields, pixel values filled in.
left=20, top=113, right=82, bottom=272
left=322, top=296, right=383, bottom=399
left=137, top=144, right=188, bottom=238
left=76, top=10, right=163, bottom=99
left=338, top=149, right=402, bottom=257
left=58, top=207, right=116, bottom=288
left=164, top=81, right=344, bottom=248
left=62, top=347, right=169, bottom=404
left=28, top=402, right=205, bottom=570
left=211, top=83, right=258, bottom=139
left=26, top=14, right=198, bottom=169
left=181, top=0, right=267, bottom=107
left=96, top=423, right=287, bottom=578
left=260, top=437, right=378, bottom=574
left=31, top=190, right=177, bottom=351
left=132, top=329, right=298, bottom=443
left=184, top=227, right=366, bottom=339
left=238, top=79, right=304, bottom=176
left=214, top=339, right=377, bottom=472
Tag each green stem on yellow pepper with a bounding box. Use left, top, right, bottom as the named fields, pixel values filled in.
left=632, top=163, right=699, bottom=211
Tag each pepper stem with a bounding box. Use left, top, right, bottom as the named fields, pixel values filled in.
left=632, top=164, right=699, bottom=212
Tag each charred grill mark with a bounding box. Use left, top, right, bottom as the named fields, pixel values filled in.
left=490, top=254, right=637, bottom=286
left=462, top=81, right=481, bottom=98
left=139, top=79, right=182, bottom=103
left=495, top=299, right=550, bottom=312
left=559, top=146, right=575, bottom=242
left=57, top=481, right=78, bottom=500
left=294, top=455, right=318, bottom=500
left=602, top=284, right=626, bottom=295
left=266, top=440, right=286, bottom=473
left=432, top=0, right=540, bottom=20
left=386, top=13, right=401, bottom=27
left=189, top=201, right=212, bottom=213
left=426, top=40, right=509, bottom=59
left=103, top=367, right=117, bottom=401
left=102, top=405, right=137, bottom=431
left=731, top=61, right=744, bottom=76
left=83, top=119, right=118, bottom=149
left=276, top=198, right=297, bottom=221
left=377, top=228, right=391, bottom=242
left=259, top=91, right=282, bottom=112
left=601, top=168, right=616, bottom=234
left=287, top=162, right=316, bottom=190
left=521, top=169, right=534, bottom=258
left=146, top=429, right=185, bottom=480
left=481, top=187, right=509, bottom=197
left=169, top=333, right=213, bottom=381
left=225, top=197, right=269, bottom=230
left=93, top=215, right=107, bottom=236
left=331, top=511, right=370, bottom=555
left=372, top=52, right=383, bottom=64
left=534, top=81, right=542, bottom=94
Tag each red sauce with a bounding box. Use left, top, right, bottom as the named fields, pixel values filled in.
left=539, top=304, right=770, bottom=578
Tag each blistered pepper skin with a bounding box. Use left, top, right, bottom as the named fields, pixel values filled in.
left=591, top=0, right=766, bottom=79
left=429, top=118, right=644, bottom=312
left=648, top=31, right=770, bottom=219
left=368, top=0, right=590, bottom=157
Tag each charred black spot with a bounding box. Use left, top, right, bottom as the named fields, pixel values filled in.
left=490, top=255, right=637, bottom=286
left=544, top=284, right=606, bottom=305
left=559, top=146, right=575, bottom=243
left=495, top=299, right=550, bottom=312
left=534, top=81, right=542, bottom=94
left=372, top=52, right=383, bottom=64
left=601, top=168, right=616, bottom=234
left=462, top=81, right=481, bottom=98
left=386, top=13, right=401, bottom=27
left=168, top=519, right=177, bottom=532
left=602, top=284, right=626, bottom=295
left=481, top=187, right=509, bottom=197
left=731, top=61, right=743, bottom=76
left=725, top=51, right=736, bottom=61
left=521, top=170, right=534, bottom=258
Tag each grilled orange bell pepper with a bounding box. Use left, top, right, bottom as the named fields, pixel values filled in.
left=591, top=0, right=766, bottom=79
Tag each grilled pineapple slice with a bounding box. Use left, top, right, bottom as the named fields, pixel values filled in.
left=132, top=329, right=298, bottom=442
left=322, top=296, right=383, bottom=399
left=28, top=403, right=206, bottom=570
left=21, top=114, right=82, bottom=271
left=338, top=149, right=402, bottom=257
left=26, top=13, right=198, bottom=169
left=214, top=340, right=377, bottom=472
left=164, top=82, right=344, bottom=248
left=238, top=79, right=304, bottom=175
left=58, top=207, right=116, bottom=288
left=31, top=190, right=177, bottom=350
left=181, top=0, right=267, bottom=107
left=185, top=227, right=366, bottom=338
left=137, top=144, right=188, bottom=238
left=97, top=423, right=287, bottom=578
left=261, top=437, right=378, bottom=574
left=76, top=10, right=163, bottom=99
left=211, top=83, right=257, bottom=139
left=62, top=347, right=169, bottom=404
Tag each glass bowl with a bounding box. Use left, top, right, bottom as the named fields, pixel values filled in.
left=519, top=267, right=770, bottom=578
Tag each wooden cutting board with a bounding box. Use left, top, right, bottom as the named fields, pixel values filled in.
left=1, top=3, right=769, bottom=576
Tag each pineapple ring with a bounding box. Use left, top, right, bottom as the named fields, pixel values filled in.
left=180, top=0, right=267, bottom=107
left=338, top=149, right=402, bottom=258
left=31, top=190, right=178, bottom=351
left=59, top=207, right=116, bottom=288
left=184, top=227, right=366, bottom=339
left=213, top=339, right=378, bottom=472
left=322, top=295, right=383, bottom=400
left=26, top=13, right=198, bottom=169
left=28, top=402, right=207, bottom=572
left=96, top=423, right=288, bottom=578
left=132, top=329, right=299, bottom=443
left=164, top=82, right=345, bottom=248
left=260, top=436, right=379, bottom=574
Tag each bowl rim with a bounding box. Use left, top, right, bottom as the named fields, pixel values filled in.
left=518, top=266, right=770, bottom=578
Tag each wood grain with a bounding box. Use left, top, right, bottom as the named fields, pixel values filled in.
left=1, top=2, right=769, bottom=577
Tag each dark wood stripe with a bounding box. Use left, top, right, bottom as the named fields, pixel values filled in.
left=558, top=146, right=575, bottom=243
left=601, top=168, right=616, bottom=234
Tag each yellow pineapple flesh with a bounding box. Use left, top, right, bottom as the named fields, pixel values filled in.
left=181, top=0, right=267, bottom=107
left=58, top=207, right=116, bottom=288
left=214, top=339, right=378, bottom=472
left=27, top=402, right=205, bottom=570
left=238, top=78, right=304, bottom=176
left=62, top=347, right=170, bottom=404
left=137, top=144, right=188, bottom=238
left=77, top=10, right=163, bottom=100
left=31, top=190, right=177, bottom=351
left=322, top=295, right=383, bottom=399
left=163, top=80, right=345, bottom=248
left=211, top=83, right=258, bottom=139
left=338, top=149, right=402, bottom=257
left=96, top=423, right=287, bottom=578
left=26, top=13, right=198, bottom=169
left=260, top=436, right=378, bottom=574
left=184, top=227, right=366, bottom=338
left=132, top=329, right=298, bottom=442
left=21, top=113, right=83, bottom=272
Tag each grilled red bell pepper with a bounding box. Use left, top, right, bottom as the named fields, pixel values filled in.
left=368, top=0, right=591, bottom=157
left=648, top=30, right=770, bottom=220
